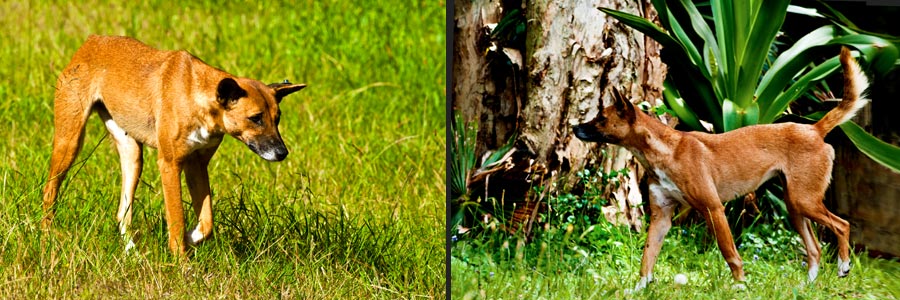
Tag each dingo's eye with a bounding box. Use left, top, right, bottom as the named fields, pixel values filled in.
left=248, top=113, right=264, bottom=126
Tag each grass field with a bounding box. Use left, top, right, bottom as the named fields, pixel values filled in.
left=0, top=0, right=444, bottom=298
left=451, top=213, right=900, bottom=299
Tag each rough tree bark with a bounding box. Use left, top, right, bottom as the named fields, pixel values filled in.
left=452, top=0, right=667, bottom=230
left=452, top=0, right=523, bottom=157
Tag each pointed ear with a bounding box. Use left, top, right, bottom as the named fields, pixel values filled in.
left=268, top=81, right=307, bottom=103
left=217, top=78, right=247, bottom=108
left=612, top=88, right=636, bottom=121
left=611, top=88, right=629, bottom=111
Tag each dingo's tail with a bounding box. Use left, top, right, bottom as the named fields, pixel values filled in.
left=815, top=47, right=870, bottom=135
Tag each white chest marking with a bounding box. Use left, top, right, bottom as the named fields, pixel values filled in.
left=186, top=127, right=217, bottom=150
left=649, top=168, right=686, bottom=206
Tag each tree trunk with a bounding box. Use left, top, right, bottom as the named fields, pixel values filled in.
left=452, top=0, right=667, bottom=230
left=452, top=0, right=523, bottom=157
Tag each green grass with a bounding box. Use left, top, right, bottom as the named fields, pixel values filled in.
left=0, top=0, right=444, bottom=298
left=451, top=218, right=900, bottom=299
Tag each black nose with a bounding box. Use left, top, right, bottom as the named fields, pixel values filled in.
left=265, top=139, right=289, bottom=161
left=572, top=124, right=591, bottom=140
left=248, top=139, right=289, bottom=162
left=273, top=146, right=288, bottom=161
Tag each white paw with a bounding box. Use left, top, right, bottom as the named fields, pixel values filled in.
left=838, top=257, right=851, bottom=277
left=188, top=228, right=205, bottom=245
left=124, top=237, right=136, bottom=253
left=732, top=283, right=747, bottom=290
left=631, top=274, right=652, bottom=292
left=118, top=219, right=131, bottom=236
left=808, top=262, right=819, bottom=282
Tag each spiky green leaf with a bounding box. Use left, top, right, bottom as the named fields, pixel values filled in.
left=840, top=122, right=900, bottom=173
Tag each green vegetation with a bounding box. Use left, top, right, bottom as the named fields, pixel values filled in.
left=450, top=129, right=900, bottom=299
left=451, top=192, right=900, bottom=299
left=601, top=0, right=900, bottom=172
left=0, top=0, right=444, bottom=298
left=451, top=1, right=900, bottom=299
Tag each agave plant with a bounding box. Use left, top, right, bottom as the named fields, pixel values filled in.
left=601, top=0, right=900, bottom=172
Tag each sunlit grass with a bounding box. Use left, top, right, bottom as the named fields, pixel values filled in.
left=451, top=220, right=900, bottom=299
left=0, top=0, right=444, bottom=298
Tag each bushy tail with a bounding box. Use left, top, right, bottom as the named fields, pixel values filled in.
left=815, top=47, right=870, bottom=135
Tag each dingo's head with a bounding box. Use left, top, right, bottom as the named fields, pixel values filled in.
left=573, top=88, right=637, bottom=145
left=216, top=78, right=306, bottom=161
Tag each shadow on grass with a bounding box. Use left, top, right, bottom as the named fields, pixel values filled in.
left=200, top=174, right=429, bottom=293
left=215, top=193, right=402, bottom=273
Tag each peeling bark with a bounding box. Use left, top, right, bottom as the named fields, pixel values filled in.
left=522, top=0, right=664, bottom=184
left=452, top=0, right=524, bottom=156
left=453, top=0, right=667, bottom=229
left=519, top=0, right=665, bottom=228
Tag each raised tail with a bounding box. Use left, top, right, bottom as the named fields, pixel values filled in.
left=814, top=47, right=870, bottom=135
